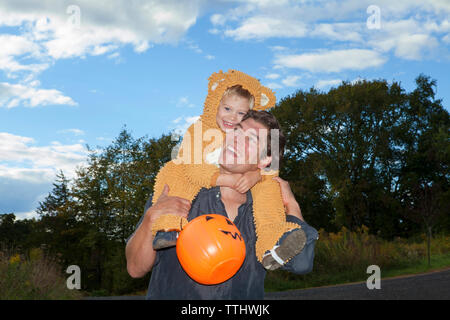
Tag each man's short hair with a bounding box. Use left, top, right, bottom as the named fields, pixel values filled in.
left=241, top=110, right=286, bottom=169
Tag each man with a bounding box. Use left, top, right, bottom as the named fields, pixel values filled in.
left=126, top=110, right=318, bottom=299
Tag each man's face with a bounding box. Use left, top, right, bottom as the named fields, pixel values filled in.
left=219, top=118, right=272, bottom=174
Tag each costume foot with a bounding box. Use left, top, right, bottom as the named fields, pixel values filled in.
left=262, top=228, right=307, bottom=271
left=153, top=231, right=178, bottom=250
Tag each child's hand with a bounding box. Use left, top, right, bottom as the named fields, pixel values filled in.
left=234, top=170, right=261, bottom=193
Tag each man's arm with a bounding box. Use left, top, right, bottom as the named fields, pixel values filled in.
left=272, top=177, right=304, bottom=222
left=125, top=185, right=191, bottom=278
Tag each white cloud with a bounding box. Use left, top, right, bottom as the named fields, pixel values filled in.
left=265, top=82, right=283, bottom=90
left=369, top=19, right=441, bottom=60
left=210, top=13, right=226, bottom=26
left=0, top=82, right=77, bottom=108
left=392, top=34, right=439, bottom=60
left=186, top=41, right=203, bottom=54
left=0, top=165, right=55, bottom=185
left=0, top=173, right=51, bottom=219
left=210, top=0, right=450, bottom=66
left=58, top=128, right=85, bottom=136
left=170, top=115, right=200, bottom=136
left=0, top=34, right=38, bottom=58
left=270, top=46, right=288, bottom=52
left=311, top=22, right=364, bottom=42
left=14, top=210, right=40, bottom=220
left=0, top=1, right=202, bottom=59
left=96, top=136, right=113, bottom=143
left=281, top=75, right=302, bottom=87
left=208, top=28, right=221, bottom=35
left=443, top=34, right=450, bottom=44
left=0, top=132, right=89, bottom=218
left=0, top=132, right=88, bottom=180
left=316, top=79, right=342, bottom=89
left=274, top=49, right=387, bottom=73
left=0, top=34, right=48, bottom=77
left=265, top=73, right=280, bottom=80
left=176, top=96, right=196, bottom=108
left=225, top=16, right=308, bottom=40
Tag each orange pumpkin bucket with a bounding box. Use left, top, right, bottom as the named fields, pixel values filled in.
left=176, top=214, right=246, bottom=285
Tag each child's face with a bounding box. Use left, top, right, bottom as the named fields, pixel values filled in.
left=216, top=94, right=250, bottom=132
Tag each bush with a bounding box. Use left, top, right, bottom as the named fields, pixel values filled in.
left=0, top=248, right=83, bottom=300
left=265, top=227, right=450, bottom=292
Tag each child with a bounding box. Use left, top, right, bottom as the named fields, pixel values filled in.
left=150, top=70, right=305, bottom=270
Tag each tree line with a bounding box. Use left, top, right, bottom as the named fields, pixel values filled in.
left=1, top=74, right=449, bottom=294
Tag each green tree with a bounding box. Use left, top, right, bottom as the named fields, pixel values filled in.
left=68, top=128, right=176, bottom=293
left=273, top=79, right=409, bottom=237
left=0, top=214, right=35, bottom=251
left=35, top=170, right=88, bottom=272
left=37, top=170, right=71, bottom=216
left=398, top=75, right=450, bottom=265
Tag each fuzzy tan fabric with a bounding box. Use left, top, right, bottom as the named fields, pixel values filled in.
left=150, top=70, right=299, bottom=263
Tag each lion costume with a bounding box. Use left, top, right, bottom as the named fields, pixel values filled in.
left=151, top=70, right=299, bottom=264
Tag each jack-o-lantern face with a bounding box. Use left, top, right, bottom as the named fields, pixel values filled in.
left=176, top=214, right=246, bottom=285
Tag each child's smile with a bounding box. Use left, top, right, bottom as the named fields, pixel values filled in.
left=216, top=94, right=251, bottom=132
left=222, top=119, right=237, bottom=129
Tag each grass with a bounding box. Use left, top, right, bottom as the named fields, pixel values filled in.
left=0, top=248, right=84, bottom=300
left=264, top=227, right=450, bottom=292
left=381, top=254, right=450, bottom=279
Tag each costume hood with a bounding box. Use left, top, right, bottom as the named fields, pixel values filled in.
left=200, top=69, right=277, bottom=129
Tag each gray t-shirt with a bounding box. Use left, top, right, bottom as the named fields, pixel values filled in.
left=131, top=186, right=318, bottom=300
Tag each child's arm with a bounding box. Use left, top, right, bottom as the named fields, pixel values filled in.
left=215, top=169, right=261, bottom=193
left=215, top=173, right=242, bottom=188
left=233, top=169, right=261, bottom=193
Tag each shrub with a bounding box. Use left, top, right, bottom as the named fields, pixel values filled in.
left=265, top=227, right=450, bottom=291
left=0, top=248, right=83, bottom=300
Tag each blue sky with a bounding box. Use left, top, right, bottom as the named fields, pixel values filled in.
left=1, top=0, right=449, bottom=219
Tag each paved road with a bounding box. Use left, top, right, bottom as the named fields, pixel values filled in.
left=85, top=268, right=450, bottom=300
left=265, top=268, right=450, bottom=300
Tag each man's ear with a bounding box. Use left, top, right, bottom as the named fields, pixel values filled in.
left=257, top=155, right=272, bottom=170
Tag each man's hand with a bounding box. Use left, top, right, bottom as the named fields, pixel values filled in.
left=127, top=184, right=189, bottom=279
left=272, top=177, right=304, bottom=221
left=272, top=177, right=295, bottom=206
left=146, top=184, right=191, bottom=224
left=234, top=170, right=261, bottom=193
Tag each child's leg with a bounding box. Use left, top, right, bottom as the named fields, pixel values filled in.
left=251, top=176, right=305, bottom=267
left=151, top=161, right=201, bottom=239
